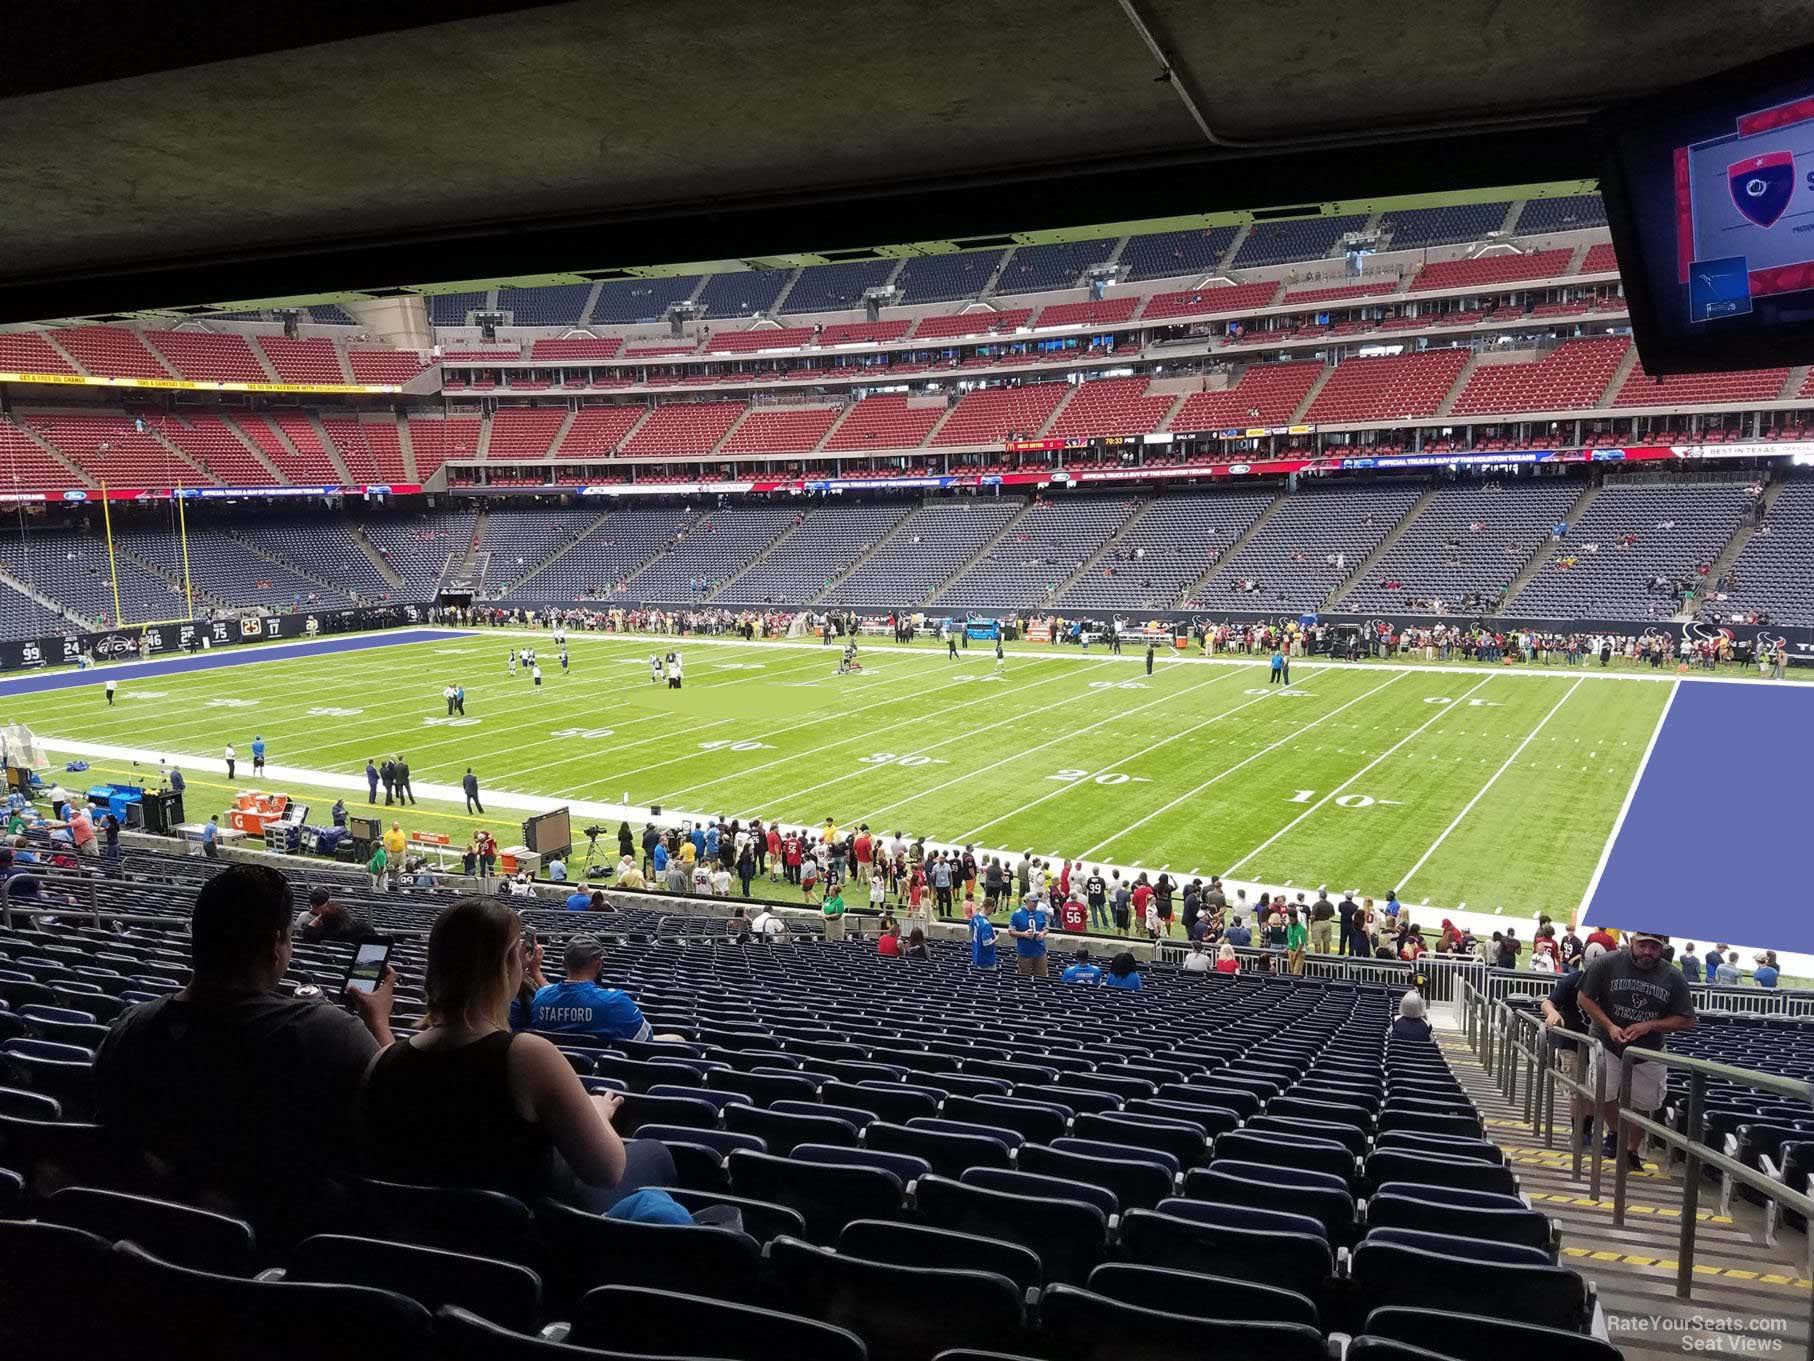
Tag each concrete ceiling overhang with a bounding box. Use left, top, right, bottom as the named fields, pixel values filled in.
left=4, top=0, right=1812, bottom=322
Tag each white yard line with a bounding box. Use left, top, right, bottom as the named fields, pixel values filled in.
left=953, top=674, right=1320, bottom=843
left=845, top=667, right=1248, bottom=827
left=1577, top=678, right=1680, bottom=925
left=1076, top=671, right=1410, bottom=859
left=1221, top=674, right=1496, bottom=877
left=1396, top=676, right=1586, bottom=895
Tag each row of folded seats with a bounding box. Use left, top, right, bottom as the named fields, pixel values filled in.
left=0, top=1029, right=1612, bottom=1361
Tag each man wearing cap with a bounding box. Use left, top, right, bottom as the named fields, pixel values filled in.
left=1576, top=931, right=1696, bottom=1171
left=530, top=937, right=654, bottom=1043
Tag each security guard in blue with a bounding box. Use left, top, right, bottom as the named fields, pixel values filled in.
left=530, top=936, right=652, bottom=1042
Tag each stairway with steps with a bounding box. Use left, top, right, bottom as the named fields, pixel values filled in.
left=0, top=566, right=88, bottom=627
left=305, top=414, right=354, bottom=483
left=1499, top=480, right=1600, bottom=611
left=1290, top=366, right=1336, bottom=424
left=923, top=499, right=1040, bottom=606
left=216, top=416, right=285, bottom=482
left=1684, top=476, right=1786, bottom=619
left=113, top=543, right=227, bottom=611
left=1599, top=341, right=1643, bottom=407
left=806, top=503, right=922, bottom=605
left=348, top=522, right=407, bottom=590
left=1442, top=1022, right=1809, bottom=1361
left=1434, top=354, right=1483, bottom=418
left=224, top=528, right=357, bottom=600
left=1043, top=499, right=1152, bottom=601
left=1326, top=485, right=1440, bottom=607
left=706, top=513, right=814, bottom=602
left=504, top=512, right=614, bottom=594
left=394, top=417, right=420, bottom=482
left=12, top=421, right=92, bottom=485
left=1184, top=490, right=1288, bottom=600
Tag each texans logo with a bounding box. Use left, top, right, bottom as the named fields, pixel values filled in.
left=1729, top=151, right=1795, bottom=227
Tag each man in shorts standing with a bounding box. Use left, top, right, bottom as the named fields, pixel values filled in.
left=1009, top=895, right=1050, bottom=977
left=1576, top=930, right=1696, bottom=1171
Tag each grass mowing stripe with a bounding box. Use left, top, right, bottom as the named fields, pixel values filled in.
left=729, top=658, right=1143, bottom=818
left=648, top=655, right=1089, bottom=803
left=515, top=649, right=1023, bottom=798
left=844, top=665, right=1249, bottom=828
left=1222, top=674, right=1495, bottom=877
left=1396, top=676, right=1585, bottom=896
left=1075, top=670, right=1409, bottom=860
left=951, top=672, right=1320, bottom=843
left=426, top=648, right=852, bottom=786
left=1579, top=678, right=1680, bottom=923
left=26, top=636, right=669, bottom=755
left=282, top=643, right=890, bottom=778
left=47, top=643, right=660, bottom=775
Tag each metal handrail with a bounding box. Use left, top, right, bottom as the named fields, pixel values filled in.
left=1460, top=979, right=1814, bottom=1352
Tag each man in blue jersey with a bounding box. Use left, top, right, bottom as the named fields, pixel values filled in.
left=969, top=910, right=998, bottom=970
left=530, top=936, right=652, bottom=1042
left=250, top=735, right=266, bottom=776
left=1061, top=948, right=1101, bottom=985
left=1009, top=896, right=1051, bottom=977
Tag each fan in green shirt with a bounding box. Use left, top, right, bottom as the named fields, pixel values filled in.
left=821, top=886, right=848, bottom=942
left=1286, top=914, right=1308, bottom=974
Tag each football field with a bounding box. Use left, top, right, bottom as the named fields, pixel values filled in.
left=0, top=628, right=1697, bottom=918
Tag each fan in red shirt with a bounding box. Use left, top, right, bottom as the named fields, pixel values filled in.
left=1058, top=894, right=1087, bottom=933
left=853, top=827, right=873, bottom=881
left=1585, top=927, right=1619, bottom=953
left=1130, top=878, right=1154, bottom=925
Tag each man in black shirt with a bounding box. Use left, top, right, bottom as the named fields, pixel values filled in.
left=95, top=864, right=395, bottom=1238
left=1577, top=932, right=1696, bottom=1170
left=1336, top=891, right=1365, bottom=957
left=1083, top=867, right=1108, bottom=930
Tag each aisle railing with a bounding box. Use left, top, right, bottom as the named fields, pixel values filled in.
left=1460, top=979, right=1814, bottom=1353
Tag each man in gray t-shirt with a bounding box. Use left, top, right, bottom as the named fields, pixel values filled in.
left=1577, top=931, right=1696, bottom=1170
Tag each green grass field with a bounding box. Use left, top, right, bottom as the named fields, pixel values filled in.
left=0, top=628, right=1683, bottom=918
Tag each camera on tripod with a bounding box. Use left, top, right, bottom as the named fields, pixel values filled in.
left=582, top=824, right=609, bottom=839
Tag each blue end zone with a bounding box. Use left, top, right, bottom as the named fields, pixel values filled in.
left=0, top=629, right=473, bottom=697
left=1586, top=681, right=1809, bottom=947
